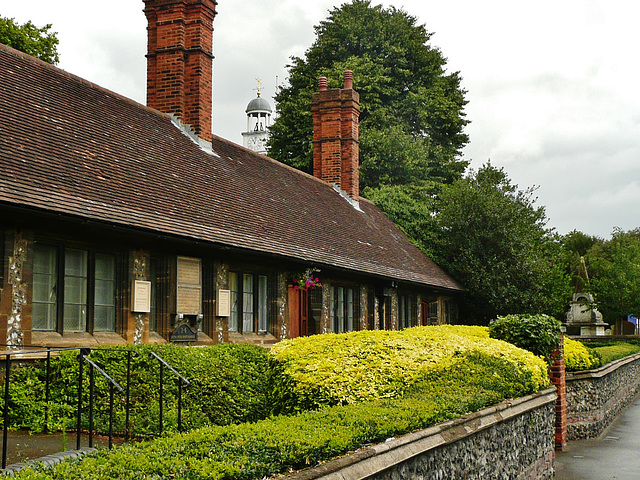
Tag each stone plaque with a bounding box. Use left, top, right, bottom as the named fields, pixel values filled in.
left=177, top=286, right=202, bottom=315
left=132, top=280, right=151, bottom=313
left=170, top=323, right=198, bottom=342
left=176, top=256, right=202, bottom=315
left=177, top=257, right=201, bottom=285
left=216, top=289, right=231, bottom=317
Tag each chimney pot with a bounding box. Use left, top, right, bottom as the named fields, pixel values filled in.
left=344, top=70, right=353, bottom=90
left=319, top=77, right=328, bottom=92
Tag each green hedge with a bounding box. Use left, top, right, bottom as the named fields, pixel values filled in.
left=564, top=337, right=600, bottom=371
left=270, top=325, right=549, bottom=410
left=488, top=314, right=562, bottom=363
left=2, top=343, right=273, bottom=435
left=12, top=349, right=544, bottom=480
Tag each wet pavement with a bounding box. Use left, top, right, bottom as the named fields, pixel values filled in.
left=4, top=431, right=122, bottom=466
left=555, top=393, right=640, bottom=479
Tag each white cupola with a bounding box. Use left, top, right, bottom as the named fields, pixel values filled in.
left=242, top=80, right=272, bottom=155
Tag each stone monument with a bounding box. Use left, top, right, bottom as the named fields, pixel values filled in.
left=563, top=256, right=608, bottom=336
left=564, top=292, right=608, bottom=336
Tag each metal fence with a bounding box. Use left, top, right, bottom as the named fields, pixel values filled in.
left=0, top=345, right=188, bottom=469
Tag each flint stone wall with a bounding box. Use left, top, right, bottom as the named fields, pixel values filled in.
left=288, top=388, right=557, bottom=480
left=566, top=352, right=640, bottom=439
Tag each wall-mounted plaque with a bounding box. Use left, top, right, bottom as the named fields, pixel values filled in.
left=216, top=289, right=231, bottom=317
left=170, top=323, right=198, bottom=342
left=176, top=256, right=202, bottom=315
left=132, top=280, right=151, bottom=313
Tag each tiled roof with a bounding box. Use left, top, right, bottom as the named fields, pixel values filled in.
left=0, top=44, right=463, bottom=292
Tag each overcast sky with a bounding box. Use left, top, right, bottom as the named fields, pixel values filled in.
left=4, top=1, right=639, bottom=239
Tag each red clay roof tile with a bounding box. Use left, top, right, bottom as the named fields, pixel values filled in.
left=0, top=44, right=462, bottom=292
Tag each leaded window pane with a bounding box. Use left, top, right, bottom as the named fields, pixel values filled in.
left=258, top=275, right=268, bottom=333
left=32, top=245, right=57, bottom=331
left=94, top=253, right=115, bottom=331
left=242, top=274, right=254, bottom=333
left=63, top=249, right=87, bottom=332
left=229, top=272, right=238, bottom=332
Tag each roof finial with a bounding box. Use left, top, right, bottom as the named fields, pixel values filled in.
left=254, top=78, right=263, bottom=97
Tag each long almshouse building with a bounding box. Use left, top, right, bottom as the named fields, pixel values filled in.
left=0, top=0, right=463, bottom=349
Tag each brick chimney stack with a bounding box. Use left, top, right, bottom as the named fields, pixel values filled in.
left=311, top=71, right=361, bottom=199
left=144, top=0, right=217, bottom=143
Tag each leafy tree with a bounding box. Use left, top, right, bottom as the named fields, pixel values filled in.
left=586, top=228, right=640, bottom=326
left=560, top=230, right=603, bottom=293
left=433, top=163, right=571, bottom=324
left=363, top=181, right=440, bottom=256
left=0, top=17, right=59, bottom=64
left=268, top=0, right=469, bottom=189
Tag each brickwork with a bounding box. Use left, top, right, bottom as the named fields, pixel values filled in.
left=311, top=72, right=361, bottom=198
left=144, top=0, right=216, bottom=142
left=550, top=337, right=567, bottom=450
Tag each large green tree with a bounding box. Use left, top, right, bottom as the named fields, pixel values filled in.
left=433, top=164, right=571, bottom=324
left=0, top=17, right=59, bottom=64
left=586, top=228, right=640, bottom=326
left=268, top=0, right=469, bottom=189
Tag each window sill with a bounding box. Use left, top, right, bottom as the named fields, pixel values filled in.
left=31, top=331, right=126, bottom=348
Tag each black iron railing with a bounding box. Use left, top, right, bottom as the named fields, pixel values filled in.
left=0, top=345, right=189, bottom=469
left=150, top=351, right=190, bottom=434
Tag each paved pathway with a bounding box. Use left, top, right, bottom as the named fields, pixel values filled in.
left=555, top=393, right=640, bottom=479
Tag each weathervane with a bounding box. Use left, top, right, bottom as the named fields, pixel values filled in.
left=254, top=78, right=263, bottom=97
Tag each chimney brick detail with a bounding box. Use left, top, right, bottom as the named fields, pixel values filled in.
left=144, top=0, right=217, bottom=142
left=311, top=72, right=360, bottom=199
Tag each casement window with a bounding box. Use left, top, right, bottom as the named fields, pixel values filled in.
left=398, top=294, right=416, bottom=329
left=32, top=245, right=116, bottom=333
left=444, top=300, right=458, bottom=324
left=330, top=285, right=358, bottom=333
left=229, top=271, right=270, bottom=333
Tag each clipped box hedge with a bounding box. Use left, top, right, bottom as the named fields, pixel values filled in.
left=564, top=337, right=600, bottom=371
left=270, top=325, right=549, bottom=409
left=13, top=343, right=548, bottom=480
left=2, top=343, right=273, bottom=435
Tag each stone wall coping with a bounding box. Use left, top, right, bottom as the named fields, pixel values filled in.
left=567, top=353, right=640, bottom=381
left=285, top=387, right=557, bottom=480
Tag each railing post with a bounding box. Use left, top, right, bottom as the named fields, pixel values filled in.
left=125, top=350, right=132, bottom=438
left=108, top=384, right=115, bottom=449
left=45, top=347, right=51, bottom=432
left=77, top=348, right=90, bottom=450
left=159, top=362, right=164, bottom=435
left=177, top=380, right=183, bottom=433
left=88, top=364, right=95, bottom=448
left=2, top=354, right=11, bottom=469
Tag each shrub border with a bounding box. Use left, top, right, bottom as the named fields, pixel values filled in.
left=287, top=387, right=557, bottom=480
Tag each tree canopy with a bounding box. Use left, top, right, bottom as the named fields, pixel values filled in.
left=268, top=0, right=469, bottom=189
left=0, top=17, right=59, bottom=64
left=433, top=164, right=571, bottom=324
left=581, top=228, right=640, bottom=325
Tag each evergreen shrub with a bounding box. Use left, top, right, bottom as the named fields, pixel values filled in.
left=270, top=325, right=549, bottom=410
left=1, top=343, right=272, bottom=434
left=488, top=314, right=562, bottom=363
left=564, top=337, right=601, bottom=371
left=12, top=348, right=548, bottom=480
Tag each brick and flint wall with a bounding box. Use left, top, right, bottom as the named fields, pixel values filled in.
left=566, top=352, right=640, bottom=439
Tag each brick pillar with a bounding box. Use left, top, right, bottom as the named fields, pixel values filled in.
left=144, top=0, right=217, bottom=142
left=311, top=71, right=361, bottom=198
left=550, top=335, right=567, bottom=450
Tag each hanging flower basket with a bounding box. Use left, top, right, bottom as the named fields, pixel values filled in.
left=290, top=268, right=322, bottom=291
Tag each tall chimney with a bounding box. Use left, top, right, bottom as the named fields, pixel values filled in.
left=311, top=71, right=360, bottom=198
left=144, top=0, right=217, bottom=143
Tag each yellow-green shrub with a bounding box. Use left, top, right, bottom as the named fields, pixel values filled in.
left=270, top=325, right=549, bottom=408
left=564, top=337, right=600, bottom=371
